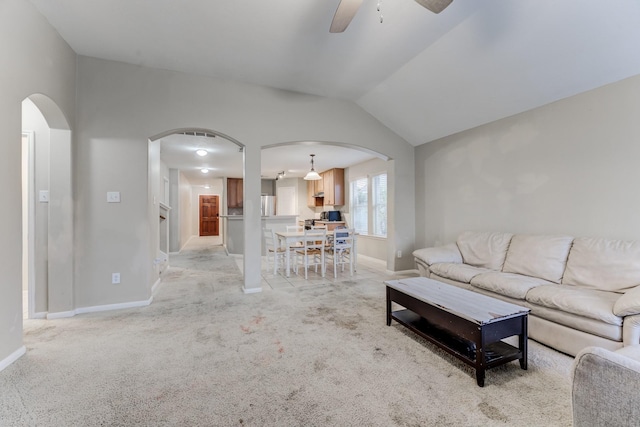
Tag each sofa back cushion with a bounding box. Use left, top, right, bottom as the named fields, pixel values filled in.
left=563, top=237, right=640, bottom=293
left=456, top=231, right=513, bottom=271
left=503, top=234, right=574, bottom=283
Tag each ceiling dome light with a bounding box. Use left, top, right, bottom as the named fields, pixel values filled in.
left=201, top=168, right=209, bottom=174
left=196, top=149, right=208, bottom=157
left=304, top=154, right=322, bottom=180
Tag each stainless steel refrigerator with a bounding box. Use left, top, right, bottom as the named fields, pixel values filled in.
left=261, top=195, right=276, bottom=216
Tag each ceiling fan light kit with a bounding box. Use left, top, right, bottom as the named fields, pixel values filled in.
left=414, top=0, right=453, bottom=14
left=330, top=0, right=453, bottom=33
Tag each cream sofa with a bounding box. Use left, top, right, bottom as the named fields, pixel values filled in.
left=413, top=232, right=640, bottom=356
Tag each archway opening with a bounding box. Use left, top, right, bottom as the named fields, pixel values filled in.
left=259, top=140, right=393, bottom=284
left=148, top=128, right=246, bottom=288
left=21, top=94, right=72, bottom=320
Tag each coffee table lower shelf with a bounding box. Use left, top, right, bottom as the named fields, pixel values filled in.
left=391, top=309, right=525, bottom=386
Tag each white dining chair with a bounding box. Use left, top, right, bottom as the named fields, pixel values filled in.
left=286, top=225, right=305, bottom=249
left=327, top=227, right=354, bottom=278
left=295, top=228, right=327, bottom=279
left=263, top=228, right=292, bottom=275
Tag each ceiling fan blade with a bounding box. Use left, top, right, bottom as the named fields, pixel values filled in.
left=414, top=0, right=453, bottom=14
left=330, top=0, right=364, bottom=33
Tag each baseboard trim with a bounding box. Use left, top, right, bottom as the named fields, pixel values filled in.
left=45, top=297, right=154, bottom=319
left=0, top=346, right=26, bottom=373
left=386, top=268, right=420, bottom=276
left=46, top=310, right=76, bottom=320
left=75, top=297, right=153, bottom=315
left=242, top=286, right=263, bottom=294
left=357, top=254, right=387, bottom=269
left=151, top=278, right=162, bottom=295
left=32, top=311, right=47, bottom=319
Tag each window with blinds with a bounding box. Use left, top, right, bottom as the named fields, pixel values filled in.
left=351, top=178, right=368, bottom=234
left=372, top=173, right=387, bottom=237
left=350, top=173, right=387, bottom=237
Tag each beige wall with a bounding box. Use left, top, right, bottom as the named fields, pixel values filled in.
left=74, top=55, right=416, bottom=304
left=178, top=171, right=193, bottom=250
left=0, top=0, right=76, bottom=365
left=415, top=74, right=640, bottom=249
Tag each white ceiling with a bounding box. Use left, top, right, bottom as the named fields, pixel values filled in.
left=29, top=0, right=640, bottom=177
left=160, top=133, right=377, bottom=185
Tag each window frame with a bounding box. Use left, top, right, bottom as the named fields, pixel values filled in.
left=349, top=171, right=387, bottom=238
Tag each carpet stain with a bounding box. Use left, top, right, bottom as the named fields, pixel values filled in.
left=313, top=359, right=327, bottom=373
left=477, top=401, right=509, bottom=422
left=374, top=346, right=387, bottom=359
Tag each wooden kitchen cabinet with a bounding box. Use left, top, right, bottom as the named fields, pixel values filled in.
left=306, top=168, right=344, bottom=207
left=323, top=168, right=344, bottom=206
left=227, top=178, right=243, bottom=208
left=307, top=179, right=323, bottom=207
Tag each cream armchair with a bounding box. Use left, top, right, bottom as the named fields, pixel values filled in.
left=572, top=346, right=640, bottom=427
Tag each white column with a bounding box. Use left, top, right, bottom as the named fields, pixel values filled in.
left=242, top=144, right=262, bottom=293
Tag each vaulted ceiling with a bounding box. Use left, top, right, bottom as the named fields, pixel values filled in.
left=28, top=0, right=640, bottom=180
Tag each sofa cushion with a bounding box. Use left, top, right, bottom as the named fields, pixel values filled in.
left=413, top=243, right=462, bottom=266
left=526, top=285, right=622, bottom=326
left=563, top=237, right=640, bottom=293
left=502, top=234, right=574, bottom=283
left=429, top=263, right=489, bottom=284
left=470, top=271, right=553, bottom=299
left=456, top=231, right=513, bottom=271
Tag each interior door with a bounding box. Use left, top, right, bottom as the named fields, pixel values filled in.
left=199, top=195, right=219, bottom=236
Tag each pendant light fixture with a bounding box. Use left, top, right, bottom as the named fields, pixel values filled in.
left=303, top=154, right=322, bottom=180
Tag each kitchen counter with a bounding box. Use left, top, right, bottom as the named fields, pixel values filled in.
left=222, top=215, right=298, bottom=254
left=313, top=221, right=346, bottom=231
left=221, top=215, right=298, bottom=219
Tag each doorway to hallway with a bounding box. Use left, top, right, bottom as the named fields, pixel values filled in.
left=199, top=195, right=220, bottom=236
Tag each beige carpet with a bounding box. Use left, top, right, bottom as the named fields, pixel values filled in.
left=0, top=240, right=573, bottom=426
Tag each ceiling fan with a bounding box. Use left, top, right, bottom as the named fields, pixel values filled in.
left=330, top=0, right=453, bottom=33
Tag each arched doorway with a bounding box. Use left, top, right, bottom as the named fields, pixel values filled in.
left=260, top=141, right=393, bottom=271
left=21, top=94, right=73, bottom=320
left=148, top=128, right=245, bottom=287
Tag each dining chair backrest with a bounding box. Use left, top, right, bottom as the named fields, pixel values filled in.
left=302, top=227, right=327, bottom=250
left=263, top=228, right=279, bottom=250
left=332, top=227, right=354, bottom=250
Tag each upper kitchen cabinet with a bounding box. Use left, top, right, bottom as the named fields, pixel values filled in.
left=323, top=168, right=344, bottom=206
left=227, top=178, right=243, bottom=208
left=306, top=168, right=345, bottom=207
left=307, top=179, right=323, bottom=207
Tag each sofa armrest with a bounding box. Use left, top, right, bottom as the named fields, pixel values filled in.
left=413, top=244, right=463, bottom=278
left=413, top=243, right=462, bottom=266
left=572, top=346, right=640, bottom=427
left=614, top=285, right=640, bottom=316
left=623, top=314, right=640, bottom=346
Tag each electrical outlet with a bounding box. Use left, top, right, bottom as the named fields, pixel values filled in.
left=397, top=250, right=402, bottom=258
left=39, top=190, right=49, bottom=203
left=112, top=273, right=121, bottom=284
left=107, top=191, right=121, bottom=203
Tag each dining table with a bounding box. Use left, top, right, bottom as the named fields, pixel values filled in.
left=275, top=230, right=358, bottom=277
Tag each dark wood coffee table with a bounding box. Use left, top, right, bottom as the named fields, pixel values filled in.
left=385, top=277, right=530, bottom=387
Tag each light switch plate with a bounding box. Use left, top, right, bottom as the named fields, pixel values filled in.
left=107, top=191, right=121, bottom=203
left=39, top=190, right=49, bottom=203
